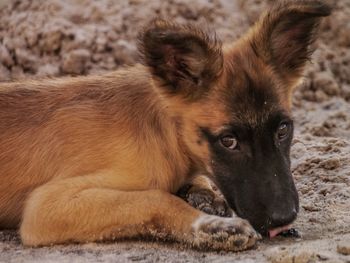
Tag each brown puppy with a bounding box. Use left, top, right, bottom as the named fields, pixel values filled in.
left=0, top=0, right=330, bottom=251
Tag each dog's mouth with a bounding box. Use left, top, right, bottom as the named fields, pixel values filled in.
left=268, top=224, right=292, bottom=238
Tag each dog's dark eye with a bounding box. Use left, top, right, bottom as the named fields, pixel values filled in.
left=220, top=135, right=238, bottom=149
left=277, top=122, right=290, bottom=140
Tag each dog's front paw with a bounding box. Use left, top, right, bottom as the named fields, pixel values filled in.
left=191, top=214, right=261, bottom=251
left=183, top=188, right=233, bottom=217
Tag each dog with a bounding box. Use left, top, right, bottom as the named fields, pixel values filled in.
left=0, top=0, right=330, bottom=251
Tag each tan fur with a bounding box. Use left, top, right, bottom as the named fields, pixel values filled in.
left=0, top=64, right=234, bottom=247
left=0, top=60, right=258, bottom=249
left=0, top=66, right=188, bottom=222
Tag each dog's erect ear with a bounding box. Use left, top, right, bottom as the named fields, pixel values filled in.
left=249, top=0, right=331, bottom=83
left=139, top=19, right=223, bottom=99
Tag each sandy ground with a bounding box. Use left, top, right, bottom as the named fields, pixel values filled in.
left=0, top=0, right=349, bottom=262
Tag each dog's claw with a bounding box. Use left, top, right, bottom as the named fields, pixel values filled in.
left=181, top=188, right=233, bottom=218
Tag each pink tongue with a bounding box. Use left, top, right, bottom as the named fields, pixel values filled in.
left=268, top=224, right=292, bottom=238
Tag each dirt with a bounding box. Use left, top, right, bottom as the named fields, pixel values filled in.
left=0, top=0, right=349, bottom=262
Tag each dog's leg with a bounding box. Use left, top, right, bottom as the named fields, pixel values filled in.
left=178, top=176, right=233, bottom=217
left=20, top=174, right=259, bottom=251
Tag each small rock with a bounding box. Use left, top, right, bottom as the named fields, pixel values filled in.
left=265, top=247, right=317, bottom=263
left=319, top=158, right=341, bottom=170
left=40, top=30, right=62, bottom=52
left=313, top=71, right=340, bottom=97
left=338, top=24, right=350, bottom=47
left=314, top=89, right=328, bottom=102
left=61, top=49, right=91, bottom=74
left=15, top=48, right=38, bottom=71
left=24, top=30, right=39, bottom=47
left=36, top=64, right=60, bottom=77
left=112, top=39, right=137, bottom=65
left=342, top=84, right=350, bottom=101
left=127, top=254, right=148, bottom=261
left=0, top=44, right=14, bottom=67
left=337, top=241, right=350, bottom=255
left=294, top=251, right=318, bottom=263
left=291, top=142, right=307, bottom=159
left=278, top=228, right=301, bottom=238
left=0, top=64, right=11, bottom=81
left=302, top=204, right=320, bottom=212
left=11, top=66, right=25, bottom=80
left=316, top=252, right=330, bottom=261
left=95, top=34, right=108, bottom=52
left=4, top=37, right=26, bottom=51
left=62, top=28, right=95, bottom=52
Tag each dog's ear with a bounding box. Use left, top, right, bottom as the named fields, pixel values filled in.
left=139, top=19, right=223, bottom=100
left=249, top=0, right=331, bottom=84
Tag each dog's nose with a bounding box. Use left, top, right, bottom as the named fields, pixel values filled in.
left=270, top=208, right=297, bottom=228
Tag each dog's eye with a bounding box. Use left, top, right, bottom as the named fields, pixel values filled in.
left=277, top=122, right=290, bottom=140
left=220, top=135, right=238, bottom=149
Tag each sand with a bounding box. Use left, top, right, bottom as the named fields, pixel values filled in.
left=0, top=0, right=349, bottom=262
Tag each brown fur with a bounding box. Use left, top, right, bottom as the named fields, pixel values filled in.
left=0, top=0, right=330, bottom=250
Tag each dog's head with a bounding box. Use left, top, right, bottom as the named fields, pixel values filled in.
left=140, top=0, right=331, bottom=235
